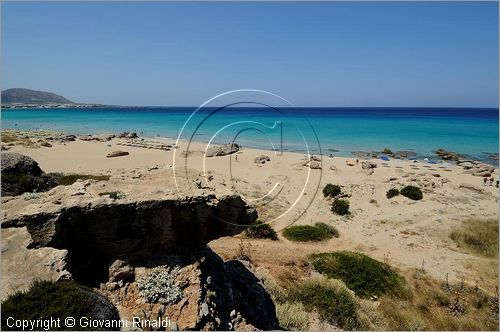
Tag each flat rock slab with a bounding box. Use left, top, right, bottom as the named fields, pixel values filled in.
left=107, top=150, right=130, bottom=158
left=1, top=227, right=70, bottom=301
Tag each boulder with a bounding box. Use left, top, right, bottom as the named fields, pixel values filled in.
left=205, top=143, right=240, bottom=157
left=254, top=155, right=270, bottom=164
left=2, top=152, right=43, bottom=177
left=1, top=152, right=58, bottom=196
left=459, top=161, right=475, bottom=169
left=361, top=161, right=377, bottom=169
left=106, top=150, right=130, bottom=158
left=118, top=131, right=138, bottom=139
left=108, top=259, right=134, bottom=282
left=80, top=134, right=115, bottom=142
left=309, top=161, right=321, bottom=169
left=435, top=148, right=460, bottom=161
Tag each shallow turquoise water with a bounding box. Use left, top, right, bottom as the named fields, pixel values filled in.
left=1, top=107, right=498, bottom=162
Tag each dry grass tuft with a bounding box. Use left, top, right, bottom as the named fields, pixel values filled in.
left=450, top=219, right=498, bottom=257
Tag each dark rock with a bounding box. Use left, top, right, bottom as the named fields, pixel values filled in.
left=254, top=155, right=270, bottom=164
left=205, top=143, right=240, bottom=157
left=106, top=150, right=130, bottom=158
left=361, top=161, right=377, bottom=169
left=108, top=259, right=134, bottom=282
left=1, top=152, right=58, bottom=196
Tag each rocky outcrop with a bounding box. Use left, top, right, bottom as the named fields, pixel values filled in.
left=254, top=155, right=270, bottom=164
left=457, top=160, right=496, bottom=177
left=79, top=134, right=115, bottom=142
left=117, top=131, right=138, bottom=139
left=301, top=155, right=322, bottom=169
left=1, top=227, right=71, bottom=300
left=100, top=249, right=278, bottom=331
left=2, top=193, right=257, bottom=285
left=106, top=150, right=130, bottom=158
left=435, top=148, right=461, bottom=161
left=205, top=143, right=240, bottom=157
left=1, top=152, right=58, bottom=196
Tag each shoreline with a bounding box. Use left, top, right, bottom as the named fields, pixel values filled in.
left=2, top=128, right=498, bottom=167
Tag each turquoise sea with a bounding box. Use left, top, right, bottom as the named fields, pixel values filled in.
left=1, top=107, right=498, bottom=163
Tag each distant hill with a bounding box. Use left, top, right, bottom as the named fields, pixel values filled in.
left=1, top=88, right=74, bottom=105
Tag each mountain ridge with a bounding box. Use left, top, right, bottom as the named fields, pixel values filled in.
left=2, top=88, right=74, bottom=105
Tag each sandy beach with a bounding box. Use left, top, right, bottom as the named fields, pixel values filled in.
left=4, top=133, right=499, bottom=293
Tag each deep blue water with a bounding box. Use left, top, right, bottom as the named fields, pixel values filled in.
left=1, top=107, right=498, bottom=162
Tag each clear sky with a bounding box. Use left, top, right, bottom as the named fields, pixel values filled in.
left=2, top=1, right=498, bottom=107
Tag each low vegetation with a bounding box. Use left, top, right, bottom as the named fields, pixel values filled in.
left=275, top=301, right=310, bottom=330
left=386, top=188, right=400, bottom=199
left=331, top=199, right=350, bottom=215
left=1, top=173, right=58, bottom=196
left=260, top=251, right=498, bottom=331
left=400, top=185, right=423, bottom=200
left=283, top=223, right=339, bottom=242
left=54, top=173, right=110, bottom=186
left=244, top=222, right=278, bottom=240
left=1, top=280, right=119, bottom=331
left=289, top=277, right=359, bottom=330
left=323, top=183, right=341, bottom=198
left=309, top=251, right=405, bottom=298
left=137, top=266, right=183, bottom=305
left=376, top=270, right=499, bottom=330
left=450, top=219, right=498, bottom=257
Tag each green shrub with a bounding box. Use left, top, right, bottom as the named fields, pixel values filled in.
left=309, top=251, right=405, bottom=298
left=245, top=222, right=278, bottom=240
left=315, top=222, right=339, bottom=238
left=1, top=280, right=119, bottom=331
left=323, top=184, right=341, bottom=198
left=290, top=278, right=359, bottom=330
left=386, top=188, right=400, bottom=199
left=331, top=199, right=350, bottom=215
left=283, top=223, right=338, bottom=242
left=400, top=186, right=423, bottom=200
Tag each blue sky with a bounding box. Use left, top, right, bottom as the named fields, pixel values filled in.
left=2, top=1, right=498, bottom=107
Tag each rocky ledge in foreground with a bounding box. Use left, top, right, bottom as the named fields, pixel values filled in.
left=1, top=168, right=279, bottom=330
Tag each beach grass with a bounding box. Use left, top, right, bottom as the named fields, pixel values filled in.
left=450, top=219, right=498, bottom=257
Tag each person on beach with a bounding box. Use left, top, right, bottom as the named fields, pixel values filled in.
left=496, top=180, right=499, bottom=188
left=483, top=177, right=488, bottom=186
left=489, top=177, right=494, bottom=186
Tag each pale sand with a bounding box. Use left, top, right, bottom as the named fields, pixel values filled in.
left=8, top=138, right=500, bottom=291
